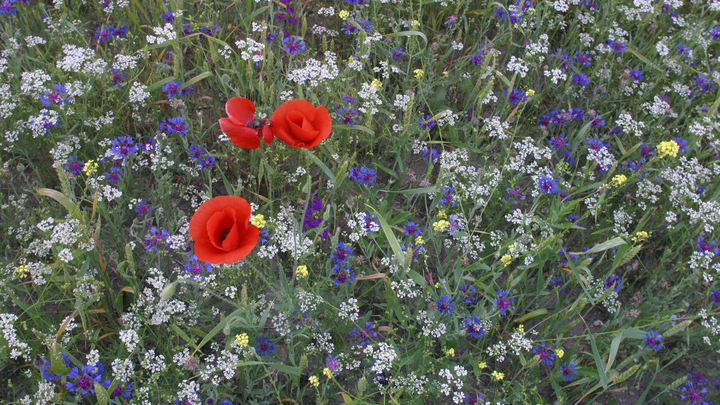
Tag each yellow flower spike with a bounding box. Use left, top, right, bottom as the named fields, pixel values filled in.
left=517, top=324, right=524, bottom=333
left=491, top=370, right=505, bottom=381
left=296, top=265, right=308, bottom=279
left=437, top=210, right=447, bottom=219
left=633, top=231, right=650, bottom=243
left=434, top=282, right=440, bottom=289
left=657, top=140, right=679, bottom=158
left=501, top=254, right=512, bottom=266
left=443, top=347, right=455, bottom=357
left=508, top=244, right=516, bottom=251
left=83, top=160, right=98, bottom=175
left=413, top=68, right=424, bottom=79
left=338, top=10, right=349, bottom=20
left=234, top=333, right=249, bottom=347
left=411, top=20, right=420, bottom=29
left=15, top=264, right=28, bottom=278
left=478, top=362, right=487, bottom=369
left=556, top=349, right=565, bottom=359
left=526, top=89, right=535, bottom=97
left=433, top=220, right=449, bottom=232
left=309, top=375, right=319, bottom=387
left=610, top=174, right=627, bottom=187
left=251, top=214, right=266, bottom=228
left=371, top=79, right=382, bottom=89
left=415, top=236, right=425, bottom=245
left=323, top=367, right=333, bottom=378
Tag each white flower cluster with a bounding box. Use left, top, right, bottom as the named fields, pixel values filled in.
left=20, top=69, right=51, bottom=96
left=199, top=349, right=241, bottom=384
left=317, top=6, right=334, bottom=15
left=0, top=313, right=31, bottom=361
left=307, top=331, right=335, bottom=354
left=660, top=157, right=718, bottom=232
left=642, top=94, right=677, bottom=118
left=25, top=35, right=46, bottom=47
left=587, top=146, right=616, bottom=172
left=487, top=341, right=507, bottom=362
left=612, top=207, right=634, bottom=237
left=364, top=342, right=397, bottom=375
left=393, top=93, right=411, bottom=111
left=417, top=310, right=447, bottom=338
left=507, top=56, right=529, bottom=78
left=175, top=380, right=201, bottom=405
left=0, top=84, right=16, bottom=119
left=391, top=278, right=420, bottom=299
left=615, top=113, right=645, bottom=137
left=141, top=349, right=167, bottom=376
left=589, top=274, right=621, bottom=314
left=119, top=328, right=140, bottom=352
left=483, top=116, right=510, bottom=139
left=84, top=111, right=115, bottom=130
left=437, top=109, right=459, bottom=126
left=129, top=81, right=150, bottom=109
left=56, top=45, right=107, bottom=75
left=146, top=23, right=177, bottom=44
left=287, top=51, right=339, bottom=88
left=112, top=358, right=134, bottom=382
left=296, top=289, right=324, bottom=313
left=235, top=38, right=265, bottom=64
left=635, top=179, right=662, bottom=210
left=544, top=68, right=567, bottom=85
left=357, top=82, right=383, bottom=116
left=339, top=298, right=360, bottom=322
left=113, top=54, right=139, bottom=71
left=507, top=138, right=553, bottom=174
left=438, top=365, right=468, bottom=404
left=383, top=372, right=428, bottom=396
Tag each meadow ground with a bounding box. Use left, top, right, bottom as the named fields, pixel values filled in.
left=1, top=0, right=720, bottom=404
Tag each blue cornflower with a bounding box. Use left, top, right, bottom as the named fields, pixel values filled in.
left=403, top=222, right=421, bottom=237
left=341, top=18, right=371, bottom=34
left=533, top=343, right=555, bottom=366
left=549, top=276, right=567, bottom=293
left=549, top=134, right=568, bottom=150
left=110, top=68, right=126, bottom=87
left=105, top=167, right=123, bottom=183
left=447, top=214, right=463, bottom=235
left=333, top=263, right=355, bottom=286
left=573, top=51, right=592, bottom=66
left=184, top=255, right=212, bottom=280
left=64, top=156, right=85, bottom=175
left=255, top=337, right=275, bottom=356
left=66, top=364, right=110, bottom=396
left=182, top=22, right=193, bottom=36
left=494, top=290, right=516, bottom=316
left=679, top=381, right=711, bottom=405
left=110, top=382, right=133, bottom=401
left=589, top=112, right=605, bottom=127
left=353, top=322, right=378, bottom=345
left=538, top=176, right=559, bottom=194
left=712, top=290, right=720, bottom=304
left=587, top=138, right=608, bottom=151
left=423, top=148, right=439, bottom=163
left=471, top=45, right=492, bottom=65
left=362, top=212, right=379, bottom=233
left=400, top=243, right=424, bottom=262
left=189, top=144, right=207, bottom=161
left=40, top=84, right=71, bottom=107
left=465, top=317, right=486, bottom=338
left=506, top=88, right=527, bottom=103
left=560, top=363, right=578, bottom=381
left=709, top=27, right=720, bottom=41
left=282, top=36, right=305, bottom=54
left=604, top=274, right=622, bottom=291
left=644, top=330, right=663, bottom=351
left=42, top=353, right=70, bottom=381
left=630, top=69, right=644, bottom=81
left=338, top=105, right=359, bottom=126
left=606, top=39, right=627, bottom=53
left=219, top=401, right=234, bottom=405
left=459, top=283, right=476, bottom=305
left=440, top=186, right=456, bottom=205
left=95, top=26, right=114, bottom=41
left=436, top=296, right=455, bottom=316
left=266, top=32, right=277, bottom=42
left=558, top=247, right=580, bottom=264
left=302, top=198, right=323, bottom=232
left=135, top=200, right=154, bottom=216
left=291, top=309, right=308, bottom=326
left=162, top=80, right=184, bottom=99
left=160, top=117, right=189, bottom=135
left=571, top=73, right=590, bottom=86
left=697, top=237, right=719, bottom=255
left=673, top=137, right=689, bottom=154
left=417, top=115, right=436, bottom=130
left=199, top=154, right=217, bottom=170
left=144, top=226, right=169, bottom=252
left=160, top=11, right=174, bottom=23
left=391, top=46, right=407, bottom=60
left=113, top=25, right=128, bottom=36
left=0, top=0, right=18, bottom=14
left=676, top=43, right=690, bottom=55
left=199, top=24, right=220, bottom=36
left=349, top=166, right=376, bottom=184
left=110, top=136, right=139, bottom=159
left=326, top=355, right=341, bottom=373
left=332, top=242, right=353, bottom=263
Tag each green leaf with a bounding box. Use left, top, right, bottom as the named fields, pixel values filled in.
left=382, top=186, right=436, bottom=194
left=514, top=308, right=547, bottom=323
left=580, top=237, right=627, bottom=255
left=191, top=306, right=248, bottom=358
left=367, top=204, right=404, bottom=261
left=146, top=76, right=176, bottom=93
left=589, top=332, right=609, bottom=389
left=305, top=150, right=335, bottom=182
left=95, top=383, right=110, bottom=405
left=235, top=361, right=298, bottom=376
left=385, top=31, right=428, bottom=56
left=37, top=188, right=82, bottom=221
left=333, top=124, right=374, bottom=136
left=606, top=332, right=623, bottom=373
left=181, top=71, right=213, bottom=91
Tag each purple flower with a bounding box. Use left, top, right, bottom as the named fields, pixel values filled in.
left=549, top=134, right=569, bottom=150
left=573, top=51, right=593, bottom=66
left=184, top=255, right=212, bottom=280
left=337, top=105, right=359, bottom=126
left=282, top=36, right=305, bottom=54
left=135, top=200, right=154, bottom=216
left=361, top=212, right=379, bottom=233
left=42, top=353, right=70, bottom=381
left=353, top=322, right=378, bottom=345
left=423, top=148, right=439, bottom=163
left=333, top=263, right=355, bottom=286
left=403, top=222, right=421, bottom=238
left=255, top=337, right=275, bottom=356
left=332, top=242, right=353, bottom=263
left=447, top=214, right=463, bottom=235
left=64, top=156, right=85, bottom=174
left=696, top=237, right=719, bottom=255
left=493, top=290, right=516, bottom=316
left=589, top=113, right=605, bottom=127
left=349, top=166, right=376, bottom=184
left=441, top=186, right=456, bottom=205
left=39, top=84, right=71, bottom=107
left=144, top=226, right=169, bottom=252
left=162, top=80, right=185, bottom=98
left=110, top=382, right=133, bottom=401
left=417, top=115, right=436, bottom=130
left=630, top=69, right=644, bottom=81
left=400, top=243, right=424, bottom=262
left=326, top=355, right=340, bottom=373
left=679, top=381, right=711, bottom=405
left=711, top=289, right=720, bottom=304
left=110, top=136, right=139, bottom=159
left=160, top=117, right=189, bottom=135
left=471, top=45, right=492, bottom=65
left=673, top=137, right=689, bottom=154
left=95, top=26, right=114, bottom=41
left=341, top=18, right=372, bottom=35
left=66, top=364, right=110, bottom=396
left=533, top=342, right=555, bottom=366
left=110, top=68, right=126, bottom=87
left=676, top=43, right=690, bottom=56
left=605, top=274, right=622, bottom=291
left=644, top=330, right=663, bottom=351
left=436, top=296, right=455, bottom=315
left=538, top=176, right=559, bottom=194
left=199, top=24, right=220, bottom=36
left=606, top=39, right=627, bottom=53
left=391, top=46, right=407, bottom=60
left=105, top=167, right=123, bottom=183
left=506, top=88, right=527, bottom=103
left=160, top=11, right=174, bottom=23
left=560, top=363, right=578, bottom=381
left=549, top=275, right=567, bottom=293
left=465, top=317, right=485, bottom=338
left=571, top=73, right=590, bottom=86
left=0, top=0, right=18, bottom=14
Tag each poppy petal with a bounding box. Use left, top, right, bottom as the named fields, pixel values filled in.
left=301, top=105, right=332, bottom=149
left=208, top=225, right=259, bottom=264
left=206, top=208, right=236, bottom=250
left=262, top=125, right=273, bottom=145
left=287, top=110, right=320, bottom=142
left=219, top=118, right=261, bottom=149
left=226, top=97, right=255, bottom=125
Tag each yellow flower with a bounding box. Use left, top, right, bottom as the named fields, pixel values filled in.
left=323, top=367, right=333, bottom=378
left=15, top=264, right=28, bottom=278
left=478, top=362, right=487, bottom=369
left=443, top=347, right=455, bottom=357
left=501, top=254, right=512, bottom=266
left=234, top=333, right=249, bottom=347
left=413, top=68, right=424, bottom=79
left=251, top=214, right=266, bottom=228
left=411, top=20, right=420, bottom=29
left=491, top=370, right=505, bottom=381
left=526, top=89, right=535, bottom=97
left=338, top=10, right=349, bottom=20
left=434, top=282, right=440, bottom=289
left=443, top=71, right=449, bottom=77
left=657, top=140, right=679, bottom=158
left=415, top=236, right=425, bottom=245
left=309, top=375, right=319, bottom=387
left=437, top=210, right=447, bottom=219
left=508, top=244, right=516, bottom=251
left=371, top=79, right=383, bottom=89
left=296, top=265, right=308, bottom=279
left=610, top=174, right=627, bottom=187
left=633, top=231, right=650, bottom=243
left=433, top=220, right=449, bottom=232
left=517, top=324, right=524, bottom=333
left=83, top=160, right=98, bottom=175
left=556, top=349, right=565, bottom=359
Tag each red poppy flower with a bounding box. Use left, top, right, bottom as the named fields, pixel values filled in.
left=269, top=100, right=332, bottom=149
left=218, top=97, right=273, bottom=149
left=189, top=196, right=259, bottom=264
